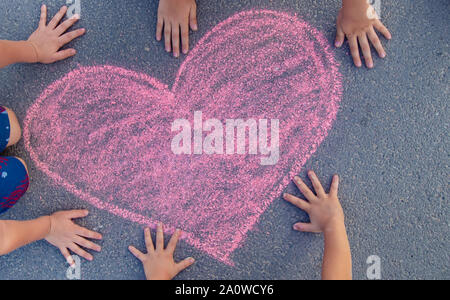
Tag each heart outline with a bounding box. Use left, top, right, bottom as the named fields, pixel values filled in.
left=24, top=10, right=342, bottom=265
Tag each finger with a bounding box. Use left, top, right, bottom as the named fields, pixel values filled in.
left=181, top=23, right=189, bottom=55
left=283, top=193, right=311, bottom=213
left=74, top=224, right=103, bottom=240
left=293, top=176, right=318, bottom=202
left=166, top=229, right=181, bottom=254
left=48, top=6, right=68, bottom=29
left=189, top=5, right=198, bottom=31
left=172, top=24, right=180, bottom=58
left=348, top=35, right=362, bottom=68
left=65, top=209, right=89, bottom=219
left=144, top=227, right=155, bottom=253
left=52, top=48, right=77, bottom=62
left=335, top=26, right=345, bottom=47
left=367, top=27, right=386, bottom=58
left=74, top=235, right=101, bottom=252
left=164, top=21, right=172, bottom=52
left=39, top=4, right=47, bottom=28
left=128, top=246, right=146, bottom=262
left=156, top=222, right=164, bottom=251
left=56, top=14, right=80, bottom=36
left=69, top=243, right=93, bottom=261
left=60, top=247, right=75, bottom=267
left=358, top=33, right=373, bottom=68
left=293, top=222, right=321, bottom=234
left=330, top=174, right=340, bottom=197
left=156, top=16, right=164, bottom=41
left=308, top=171, right=326, bottom=198
left=59, top=28, right=86, bottom=46
left=175, top=257, right=195, bottom=274
left=374, top=20, right=392, bottom=40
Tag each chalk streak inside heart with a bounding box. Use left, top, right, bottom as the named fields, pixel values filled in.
left=24, top=10, right=342, bottom=265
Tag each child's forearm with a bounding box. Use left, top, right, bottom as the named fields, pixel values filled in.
left=0, top=216, right=51, bottom=255
left=322, top=221, right=352, bottom=280
left=0, top=40, right=38, bottom=68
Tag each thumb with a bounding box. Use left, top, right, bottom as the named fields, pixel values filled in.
left=293, top=222, right=321, bottom=233
left=335, top=26, right=345, bottom=47
left=65, top=209, right=89, bottom=219
left=52, top=49, right=77, bottom=63
left=175, top=257, right=195, bottom=274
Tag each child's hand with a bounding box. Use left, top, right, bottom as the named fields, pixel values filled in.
left=129, top=223, right=195, bottom=280
left=335, top=1, right=391, bottom=68
left=156, top=0, right=198, bottom=58
left=284, top=171, right=345, bottom=233
left=27, top=5, right=85, bottom=64
left=45, top=210, right=102, bottom=266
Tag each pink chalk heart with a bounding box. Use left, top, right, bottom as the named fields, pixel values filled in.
left=24, top=10, right=342, bottom=264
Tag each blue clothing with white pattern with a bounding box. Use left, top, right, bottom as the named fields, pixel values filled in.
left=0, top=106, right=29, bottom=214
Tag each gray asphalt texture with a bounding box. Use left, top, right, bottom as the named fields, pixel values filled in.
left=0, top=0, right=448, bottom=280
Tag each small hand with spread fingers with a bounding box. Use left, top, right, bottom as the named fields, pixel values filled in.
left=284, top=171, right=351, bottom=280
left=45, top=210, right=102, bottom=266
left=129, top=223, right=195, bottom=280
left=335, top=1, right=391, bottom=68
left=284, top=171, right=345, bottom=234
left=156, top=0, right=198, bottom=58
left=27, top=5, right=85, bottom=64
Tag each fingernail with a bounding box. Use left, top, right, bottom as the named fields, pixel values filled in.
left=67, top=256, right=74, bottom=265
left=193, top=24, right=198, bottom=31
left=283, top=193, right=288, bottom=198
left=183, top=49, right=188, bottom=54
left=188, top=257, right=195, bottom=263
left=293, top=224, right=301, bottom=231
left=381, top=52, right=386, bottom=58
left=368, top=62, right=374, bottom=68
left=71, top=14, right=80, bottom=20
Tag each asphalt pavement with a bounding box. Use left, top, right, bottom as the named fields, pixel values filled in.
left=0, top=0, right=448, bottom=279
